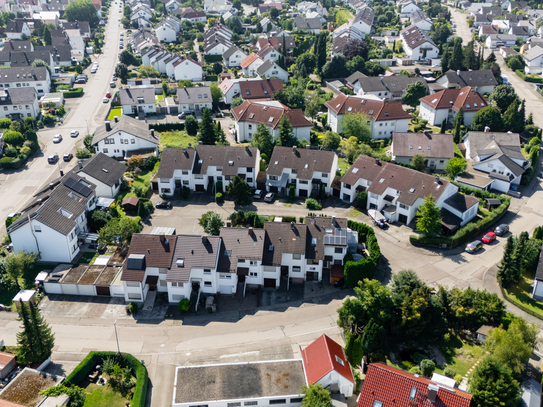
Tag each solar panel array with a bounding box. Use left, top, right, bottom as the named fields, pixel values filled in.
left=323, top=228, right=347, bottom=246
left=63, top=177, right=93, bottom=197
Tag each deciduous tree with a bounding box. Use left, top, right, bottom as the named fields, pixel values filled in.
left=340, top=112, right=371, bottom=143
left=250, top=124, right=274, bottom=158
left=416, top=196, right=442, bottom=235
left=490, top=85, right=518, bottom=112
left=64, top=0, right=99, bottom=27
left=470, top=356, right=520, bottom=407
left=445, top=157, right=467, bottom=178
left=301, top=384, right=332, bottom=407
left=321, top=131, right=341, bottom=150
left=412, top=154, right=426, bottom=171
left=470, top=106, right=504, bottom=132
left=198, top=211, right=224, bottom=235
left=402, top=81, right=427, bottom=108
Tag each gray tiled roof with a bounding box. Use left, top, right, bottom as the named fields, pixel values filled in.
left=392, top=132, right=454, bottom=159
left=0, top=66, right=48, bottom=83
left=222, top=45, right=242, bottom=59
left=465, top=131, right=524, bottom=161
left=156, top=147, right=196, bottom=178
left=263, top=222, right=307, bottom=266
left=0, top=87, right=37, bottom=104
left=167, top=235, right=221, bottom=282
left=442, top=69, right=498, bottom=88
left=92, top=115, right=159, bottom=145
left=119, top=87, right=156, bottom=105
left=176, top=86, right=212, bottom=104
left=218, top=227, right=266, bottom=273
left=267, top=146, right=337, bottom=179
left=76, top=153, right=127, bottom=187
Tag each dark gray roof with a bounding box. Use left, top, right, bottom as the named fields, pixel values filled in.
left=442, top=69, right=498, bottom=88
left=176, top=86, right=212, bottom=104
left=174, top=360, right=305, bottom=404
left=444, top=192, right=479, bottom=212
left=536, top=248, right=543, bottom=281
left=0, top=87, right=37, bottom=104
left=167, top=235, right=221, bottom=282
left=392, top=132, right=454, bottom=159
left=76, top=153, right=127, bottom=187
left=293, top=15, right=322, bottom=30
left=119, top=87, right=156, bottom=105
left=510, top=25, right=529, bottom=35
left=465, top=131, right=524, bottom=161
left=263, top=222, right=307, bottom=266
left=353, top=7, right=374, bottom=25
left=255, top=59, right=285, bottom=76
left=400, top=24, right=436, bottom=50
left=195, top=145, right=259, bottom=176
left=156, top=147, right=196, bottom=178
left=61, top=21, right=90, bottom=34
left=92, top=115, right=159, bottom=145
left=305, top=217, right=348, bottom=261
left=0, top=66, right=48, bottom=83
left=3, top=40, right=32, bottom=51
left=267, top=146, right=337, bottom=179
left=346, top=71, right=367, bottom=84
left=218, top=227, right=266, bottom=273
left=356, top=76, right=388, bottom=92
left=5, top=20, right=28, bottom=34
left=122, top=234, right=177, bottom=281
left=34, top=45, right=72, bottom=63
left=222, top=45, right=242, bottom=59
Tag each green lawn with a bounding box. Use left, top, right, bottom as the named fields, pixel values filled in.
left=0, top=264, right=52, bottom=307
left=335, top=9, right=352, bottom=25
left=83, top=383, right=130, bottom=407
left=156, top=94, right=164, bottom=101
left=338, top=158, right=351, bottom=175
left=159, top=131, right=197, bottom=152
left=78, top=252, right=100, bottom=265
left=107, top=107, right=122, bottom=121
left=504, top=270, right=543, bottom=319
left=453, top=143, right=463, bottom=158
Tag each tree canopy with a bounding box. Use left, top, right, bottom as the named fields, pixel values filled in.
left=226, top=175, right=252, bottom=205
left=64, top=0, right=100, bottom=27
left=470, top=106, right=504, bottom=132
left=198, top=211, right=224, bottom=235
left=490, top=85, right=518, bottom=112
left=402, top=81, right=427, bottom=108
left=301, top=384, right=331, bottom=407
left=198, top=108, right=216, bottom=145
left=445, top=157, right=467, bottom=179
left=470, top=356, right=520, bottom=407
left=416, top=196, right=442, bottom=235
left=250, top=124, right=274, bottom=158
left=340, top=113, right=371, bottom=143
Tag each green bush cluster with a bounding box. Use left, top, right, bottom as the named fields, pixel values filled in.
left=133, top=184, right=151, bottom=198
left=203, top=54, right=222, bottom=62
left=215, top=192, right=223, bottom=203
left=64, top=351, right=148, bottom=407
left=205, top=74, right=218, bottom=81
left=522, top=135, right=541, bottom=185
left=228, top=210, right=266, bottom=228
left=149, top=123, right=184, bottom=131
left=62, top=88, right=84, bottom=98
left=343, top=221, right=381, bottom=287
left=305, top=198, right=322, bottom=210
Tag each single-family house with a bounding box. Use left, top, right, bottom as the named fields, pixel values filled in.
left=239, top=78, right=283, bottom=101
left=232, top=100, right=312, bottom=142
left=353, top=76, right=429, bottom=100
left=400, top=0, right=421, bottom=17
left=174, top=7, right=207, bottom=23
left=256, top=59, right=289, bottom=83
left=436, top=69, right=497, bottom=94
left=351, top=7, right=374, bottom=35
left=340, top=155, right=479, bottom=228
left=119, top=87, right=156, bottom=116
left=0, top=87, right=40, bottom=120
left=260, top=17, right=276, bottom=32
left=485, top=33, right=517, bottom=48
left=410, top=9, right=432, bottom=31
left=391, top=132, right=454, bottom=170
left=92, top=116, right=160, bottom=159
left=324, top=94, right=411, bottom=139
left=523, top=45, right=543, bottom=74
left=266, top=146, right=338, bottom=198
left=165, top=0, right=180, bottom=11
left=302, top=334, right=355, bottom=398
left=293, top=15, right=322, bottom=34
left=400, top=25, right=439, bottom=60
left=5, top=19, right=31, bottom=39
left=61, top=21, right=91, bottom=37
left=257, top=3, right=282, bottom=15
left=155, top=17, right=181, bottom=43
left=222, top=45, right=247, bottom=68
left=418, top=86, right=488, bottom=126
left=207, top=3, right=235, bottom=15
left=0, top=66, right=50, bottom=96
left=8, top=174, right=97, bottom=263
left=177, top=86, right=212, bottom=113
left=457, top=131, right=530, bottom=193
left=356, top=364, right=472, bottom=407
left=240, top=53, right=265, bottom=76
left=257, top=44, right=281, bottom=63
left=74, top=153, right=127, bottom=199
left=479, top=24, right=499, bottom=37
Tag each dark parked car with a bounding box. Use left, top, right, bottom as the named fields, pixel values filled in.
left=178, top=111, right=195, bottom=119
left=155, top=201, right=172, bottom=209
left=465, top=240, right=483, bottom=254
left=63, top=153, right=73, bottom=161
left=48, top=154, right=59, bottom=164
left=253, top=190, right=263, bottom=199
left=495, top=224, right=509, bottom=236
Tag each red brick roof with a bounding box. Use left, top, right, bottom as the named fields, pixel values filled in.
left=239, top=79, right=283, bottom=100
left=240, top=53, right=261, bottom=69
left=419, top=86, right=488, bottom=113
left=258, top=37, right=280, bottom=50
left=232, top=100, right=312, bottom=129
left=302, top=334, right=355, bottom=385
left=324, top=94, right=411, bottom=122
left=357, top=364, right=472, bottom=407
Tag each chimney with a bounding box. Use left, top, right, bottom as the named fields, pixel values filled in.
left=199, top=141, right=203, bottom=145
left=332, top=215, right=336, bottom=225
left=434, top=175, right=439, bottom=183
left=292, top=146, right=297, bottom=153
left=105, top=121, right=111, bottom=131
left=375, top=158, right=380, bottom=165
left=248, top=227, right=253, bottom=236
left=290, top=221, right=295, bottom=231
left=202, top=235, right=208, bottom=244
left=457, top=69, right=460, bottom=76
left=183, top=147, right=187, bottom=153
left=114, top=116, right=119, bottom=122
left=188, top=143, right=192, bottom=148
left=427, top=384, right=439, bottom=403
left=484, top=126, right=490, bottom=132
left=159, top=235, right=165, bottom=243
left=151, top=129, right=155, bottom=137
left=78, top=160, right=82, bottom=169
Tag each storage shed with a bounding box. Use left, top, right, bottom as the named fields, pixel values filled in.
left=0, top=352, right=16, bottom=379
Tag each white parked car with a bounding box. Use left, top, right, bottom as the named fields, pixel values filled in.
left=103, top=97, right=109, bottom=103
left=53, top=134, right=62, bottom=143
left=70, top=130, right=79, bottom=137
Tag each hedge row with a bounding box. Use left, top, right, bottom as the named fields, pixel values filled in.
left=409, top=198, right=511, bottom=248
left=64, top=351, right=148, bottom=407
left=344, top=220, right=380, bottom=287
left=149, top=122, right=184, bottom=131
left=206, top=74, right=218, bottom=82
left=61, top=88, right=84, bottom=98
left=203, top=54, right=222, bottom=62
left=0, top=156, right=26, bottom=169
left=516, top=69, right=543, bottom=83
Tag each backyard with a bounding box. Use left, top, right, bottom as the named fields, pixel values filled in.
left=503, top=270, right=543, bottom=320
left=107, top=107, right=122, bottom=121
left=82, top=382, right=132, bottom=407
left=159, top=131, right=197, bottom=151
left=0, top=263, right=51, bottom=308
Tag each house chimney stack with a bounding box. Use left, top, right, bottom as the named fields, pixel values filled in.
left=375, top=158, right=380, bottom=165
left=293, top=146, right=297, bottom=153
left=59, top=168, right=64, bottom=176
left=427, top=384, right=439, bottom=403
left=78, top=160, right=82, bottom=169
left=457, top=69, right=460, bottom=76
left=435, top=175, right=439, bottom=183
left=151, top=129, right=155, bottom=137
left=105, top=121, right=111, bottom=131
left=290, top=221, right=295, bottom=231
left=484, top=126, right=490, bottom=132
left=305, top=144, right=310, bottom=149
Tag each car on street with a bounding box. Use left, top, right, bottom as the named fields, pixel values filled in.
left=368, top=209, right=387, bottom=229
left=264, top=192, right=275, bottom=203
left=120, top=32, right=124, bottom=36
left=178, top=111, right=195, bottom=119
left=465, top=240, right=483, bottom=254
left=63, top=153, right=73, bottom=161
left=155, top=201, right=172, bottom=209
left=70, top=130, right=79, bottom=137
left=482, top=232, right=497, bottom=244
left=119, top=44, right=123, bottom=49
left=112, top=75, right=117, bottom=81
left=91, top=67, right=97, bottom=73
left=48, top=154, right=59, bottom=164
left=105, top=92, right=111, bottom=98
left=495, top=224, right=509, bottom=236
left=118, top=18, right=121, bottom=21
left=253, top=189, right=263, bottom=199
left=53, top=134, right=62, bottom=143
left=103, top=97, right=109, bottom=103
left=75, top=78, right=86, bottom=84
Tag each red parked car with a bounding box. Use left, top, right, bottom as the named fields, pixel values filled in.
left=105, top=92, right=111, bottom=98
left=482, top=232, right=497, bottom=244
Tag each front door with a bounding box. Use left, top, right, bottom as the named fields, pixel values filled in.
left=281, top=266, right=289, bottom=276
left=149, top=283, right=157, bottom=291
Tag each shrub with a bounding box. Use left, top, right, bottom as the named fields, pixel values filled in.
left=443, top=367, right=456, bottom=378
left=75, top=148, right=91, bottom=159
left=62, top=87, right=84, bottom=98
left=344, top=221, right=380, bottom=286
left=215, top=192, right=223, bottom=203
left=216, top=181, right=223, bottom=193
left=20, top=146, right=31, bottom=156
left=0, top=157, right=13, bottom=168
left=454, top=374, right=463, bottom=387
left=4, top=146, right=17, bottom=157
left=181, top=186, right=190, bottom=199
left=420, top=359, right=436, bottom=377
left=288, top=185, right=295, bottom=202
left=133, top=184, right=151, bottom=198
left=42, top=114, right=55, bottom=125
left=178, top=298, right=189, bottom=312
left=128, top=302, right=138, bottom=314
left=305, top=198, right=322, bottom=210
left=356, top=191, right=367, bottom=210
left=3, top=131, right=24, bottom=146
left=410, top=366, right=422, bottom=375
left=149, top=123, right=184, bottom=132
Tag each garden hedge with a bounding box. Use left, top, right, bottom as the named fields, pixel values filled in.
left=205, top=74, right=218, bottom=81
left=62, top=88, right=84, bottom=98
left=149, top=123, right=184, bottom=131
left=203, top=54, right=222, bottom=62
left=64, top=351, right=148, bottom=407
left=344, top=220, right=380, bottom=287
left=515, top=70, right=543, bottom=83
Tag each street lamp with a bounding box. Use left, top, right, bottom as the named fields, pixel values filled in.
left=114, top=320, right=120, bottom=354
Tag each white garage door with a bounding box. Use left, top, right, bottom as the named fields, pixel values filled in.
left=44, top=283, right=63, bottom=294
left=62, top=284, right=78, bottom=295
left=77, top=285, right=95, bottom=296
left=219, top=285, right=232, bottom=294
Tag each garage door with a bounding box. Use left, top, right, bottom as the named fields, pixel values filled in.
left=219, top=285, right=232, bottom=294
left=195, top=184, right=205, bottom=192
left=399, top=214, right=408, bottom=224
left=264, top=278, right=276, bottom=288
left=96, top=286, right=111, bottom=296
left=299, top=189, right=308, bottom=198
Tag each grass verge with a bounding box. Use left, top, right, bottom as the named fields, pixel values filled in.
left=503, top=270, right=543, bottom=320
left=347, top=209, right=362, bottom=218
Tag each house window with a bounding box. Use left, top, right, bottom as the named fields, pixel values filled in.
left=270, top=400, right=286, bottom=405
left=322, top=173, right=328, bottom=178
left=399, top=203, right=408, bottom=210
left=128, top=293, right=142, bottom=300
left=249, top=272, right=258, bottom=277
left=334, top=248, right=343, bottom=254
left=103, top=148, right=108, bottom=153
left=292, top=266, right=301, bottom=272
left=244, top=402, right=258, bottom=406
left=335, top=355, right=345, bottom=366
left=409, top=387, right=417, bottom=399
left=248, top=124, right=252, bottom=129
left=227, top=403, right=241, bottom=407
left=131, top=139, right=135, bottom=144
left=183, top=180, right=189, bottom=185
left=171, top=282, right=183, bottom=287
left=290, top=398, right=303, bottom=403
left=238, top=259, right=245, bottom=263
left=3, top=107, right=7, bottom=111
left=33, top=225, right=41, bottom=232
left=299, top=180, right=308, bottom=185
left=247, top=178, right=253, bottom=183
left=126, top=281, right=140, bottom=287
left=204, top=281, right=212, bottom=287
left=291, top=168, right=298, bottom=174
left=219, top=274, right=232, bottom=279
left=344, top=184, right=351, bottom=190
left=372, top=402, right=383, bottom=407
left=182, top=170, right=189, bottom=175
left=25, top=105, right=29, bottom=109
left=293, top=254, right=301, bottom=260
left=203, top=269, right=211, bottom=274
left=247, top=167, right=253, bottom=172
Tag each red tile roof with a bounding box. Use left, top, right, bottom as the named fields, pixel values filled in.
left=258, top=37, right=280, bottom=50
left=240, top=53, right=262, bottom=69
left=325, top=94, right=411, bottom=122
left=232, top=100, right=312, bottom=129
left=357, top=364, right=472, bottom=407
left=419, top=86, right=488, bottom=113
left=239, top=78, right=283, bottom=100
left=302, top=334, right=355, bottom=385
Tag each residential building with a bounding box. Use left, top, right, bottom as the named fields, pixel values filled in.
left=532, top=248, right=543, bottom=300
left=331, top=26, right=366, bottom=56
left=0, top=66, right=50, bottom=96
left=302, top=334, right=355, bottom=398
left=340, top=155, right=479, bottom=229
left=0, top=87, right=39, bottom=119
left=457, top=131, right=530, bottom=193
left=165, top=0, right=180, bottom=11
left=418, top=86, right=488, bottom=125
left=119, top=87, right=156, bottom=116
left=155, top=16, right=181, bottom=43
left=436, top=69, right=497, bottom=94
left=256, top=59, right=289, bottom=83
left=204, top=0, right=226, bottom=11
left=351, top=7, right=374, bottom=34
left=260, top=17, right=276, bottom=32
left=207, top=2, right=234, bottom=15
left=239, top=78, right=283, bottom=101
left=258, top=3, right=282, bottom=15
left=176, top=85, right=212, bottom=113
left=156, top=145, right=260, bottom=196
left=222, top=45, right=247, bottom=68
left=391, top=132, right=454, bottom=170
left=293, top=15, right=322, bottom=34
left=8, top=174, right=97, bottom=263
left=74, top=153, right=127, bottom=199
left=240, top=53, right=264, bottom=76
left=509, top=25, right=530, bottom=39
left=173, top=7, right=207, bottom=22
left=232, top=100, right=312, bottom=142
left=399, top=0, right=421, bottom=16
left=324, top=94, right=411, bottom=139
left=485, top=33, right=517, bottom=48
left=410, top=9, right=432, bottom=31
left=266, top=146, right=338, bottom=198
left=2, top=40, right=34, bottom=52
left=203, top=31, right=232, bottom=55
left=523, top=45, right=543, bottom=74
left=479, top=24, right=499, bottom=37
left=357, top=364, right=472, bottom=407
left=92, top=116, right=160, bottom=159
left=257, top=44, right=281, bottom=63
left=352, top=75, right=429, bottom=100
left=5, top=19, right=31, bottom=39
left=400, top=25, right=439, bottom=60
left=130, top=3, right=153, bottom=24
left=61, top=21, right=91, bottom=37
